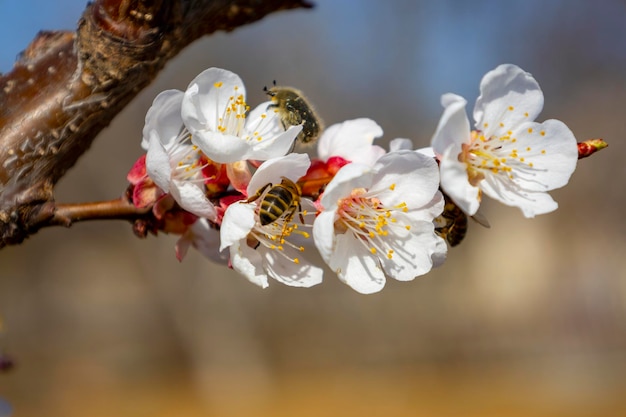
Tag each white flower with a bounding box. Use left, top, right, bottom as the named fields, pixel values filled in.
left=431, top=64, right=578, bottom=218
left=181, top=68, right=302, bottom=164
left=317, top=118, right=386, bottom=166
left=144, top=90, right=217, bottom=220
left=313, top=151, right=446, bottom=294
left=219, top=153, right=323, bottom=289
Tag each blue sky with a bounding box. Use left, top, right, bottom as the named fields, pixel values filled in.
left=2, top=0, right=625, bottom=124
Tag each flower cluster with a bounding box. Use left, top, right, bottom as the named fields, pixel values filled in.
left=127, top=65, right=582, bottom=294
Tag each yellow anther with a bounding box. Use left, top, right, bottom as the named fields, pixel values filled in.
left=405, top=225, right=411, bottom=230
left=527, top=128, right=533, bottom=133
left=540, top=131, right=546, bottom=136
left=526, top=147, right=531, bottom=151
left=299, top=246, right=305, bottom=252
left=508, top=106, right=514, bottom=111
left=294, top=258, right=300, bottom=264
left=302, top=232, right=310, bottom=239
left=524, top=112, right=529, bottom=117
left=214, top=82, right=223, bottom=88
left=541, top=150, right=546, bottom=154
left=389, top=183, right=396, bottom=191
left=370, top=247, right=377, bottom=254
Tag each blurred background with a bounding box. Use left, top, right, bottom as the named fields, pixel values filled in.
left=1, top=0, right=626, bottom=416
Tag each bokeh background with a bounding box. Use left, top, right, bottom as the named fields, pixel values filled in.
left=1, top=1, right=626, bottom=416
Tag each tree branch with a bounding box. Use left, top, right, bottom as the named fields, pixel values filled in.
left=0, top=0, right=313, bottom=248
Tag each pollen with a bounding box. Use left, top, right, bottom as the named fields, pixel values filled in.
left=528, top=128, right=533, bottom=134
left=540, top=131, right=546, bottom=136
left=508, top=106, right=514, bottom=111
left=499, top=122, right=505, bottom=127
left=524, top=112, right=529, bottom=117
left=389, top=183, right=396, bottom=191
left=541, top=150, right=546, bottom=154
left=526, top=147, right=531, bottom=151
left=213, top=82, right=223, bottom=88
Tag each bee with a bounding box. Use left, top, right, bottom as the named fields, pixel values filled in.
left=264, top=82, right=324, bottom=146
left=435, top=193, right=490, bottom=247
left=246, top=177, right=304, bottom=241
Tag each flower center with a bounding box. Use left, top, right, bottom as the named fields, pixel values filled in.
left=335, top=187, right=410, bottom=260
left=170, top=128, right=207, bottom=183
left=216, top=90, right=250, bottom=137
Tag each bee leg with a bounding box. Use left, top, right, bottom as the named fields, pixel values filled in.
left=297, top=203, right=305, bottom=224
left=245, top=183, right=271, bottom=203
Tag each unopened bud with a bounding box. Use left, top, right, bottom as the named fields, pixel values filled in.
left=578, top=138, right=608, bottom=159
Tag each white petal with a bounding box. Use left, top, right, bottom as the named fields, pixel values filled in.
left=317, top=118, right=384, bottom=164
left=474, top=64, right=544, bottom=138
left=379, top=218, right=442, bottom=281
left=406, top=191, right=445, bottom=222
left=145, top=133, right=172, bottom=193
left=312, top=209, right=338, bottom=263
left=246, top=101, right=288, bottom=137
left=182, top=68, right=246, bottom=133
left=219, top=203, right=256, bottom=251
left=329, top=233, right=386, bottom=294
left=431, top=237, right=448, bottom=268
left=319, top=163, right=373, bottom=210
left=241, top=125, right=302, bottom=161
left=431, top=93, right=471, bottom=157
left=262, top=248, right=323, bottom=288
left=480, top=174, right=558, bottom=218
left=176, top=218, right=227, bottom=264
left=170, top=180, right=217, bottom=220
left=246, top=153, right=311, bottom=197
left=373, top=151, right=440, bottom=210
left=142, top=90, right=184, bottom=150
left=507, top=119, right=578, bottom=191
left=390, top=138, right=414, bottom=152
left=439, top=146, right=481, bottom=215
left=191, top=130, right=250, bottom=163
left=415, top=146, right=436, bottom=158
left=230, top=240, right=269, bottom=288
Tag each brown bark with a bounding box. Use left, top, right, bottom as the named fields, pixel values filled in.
left=0, top=0, right=312, bottom=247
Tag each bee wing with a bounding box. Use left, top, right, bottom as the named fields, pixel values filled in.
left=470, top=209, right=490, bottom=228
